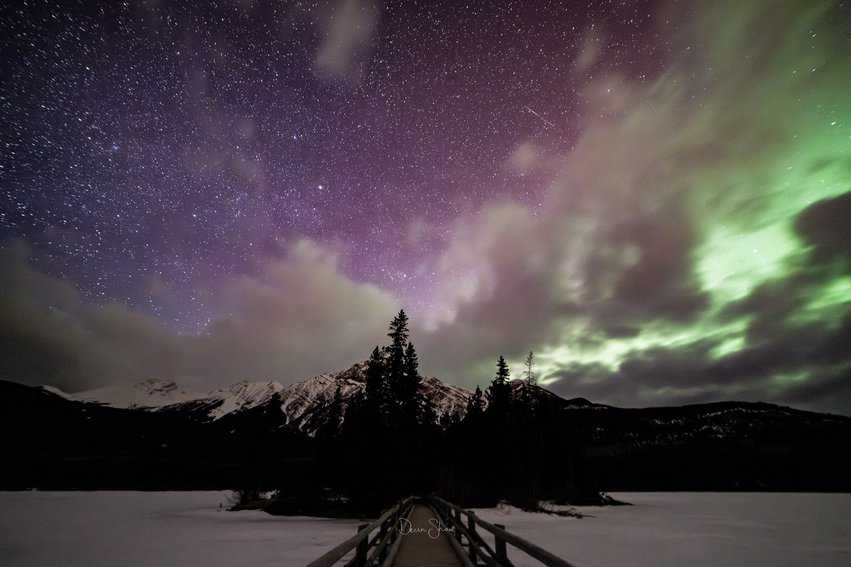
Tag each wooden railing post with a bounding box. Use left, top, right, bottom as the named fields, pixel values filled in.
left=309, top=497, right=576, bottom=567
left=306, top=500, right=409, bottom=567
left=495, top=523, right=508, bottom=565
left=355, top=523, right=369, bottom=567
left=467, top=510, right=478, bottom=563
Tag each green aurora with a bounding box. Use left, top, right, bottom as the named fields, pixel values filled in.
left=529, top=0, right=850, bottom=410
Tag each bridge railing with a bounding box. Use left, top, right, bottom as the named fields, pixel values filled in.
left=306, top=497, right=414, bottom=567
left=430, top=496, right=578, bottom=567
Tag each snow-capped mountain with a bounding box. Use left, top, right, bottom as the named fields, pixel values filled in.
left=46, top=362, right=474, bottom=435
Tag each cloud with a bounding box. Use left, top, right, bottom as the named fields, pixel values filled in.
left=0, top=239, right=398, bottom=391
left=413, top=0, right=851, bottom=414
left=190, top=239, right=399, bottom=383
left=314, top=0, right=380, bottom=81
left=0, top=242, right=182, bottom=391
left=573, top=30, right=604, bottom=75
left=419, top=203, right=562, bottom=374
left=505, top=142, right=545, bottom=175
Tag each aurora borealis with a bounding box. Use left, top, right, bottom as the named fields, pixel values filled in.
left=1, top=0, right=850, bottom=414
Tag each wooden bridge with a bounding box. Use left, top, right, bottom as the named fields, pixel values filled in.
left=306, top=496, right=577, bottom=567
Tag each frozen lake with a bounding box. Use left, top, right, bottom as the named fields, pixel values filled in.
left=474, top=493, right=851, bottom=567
left=0, top=491, right=849, bottom=566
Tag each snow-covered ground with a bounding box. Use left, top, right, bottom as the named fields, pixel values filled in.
left=0, top=491, right=360, bottom=567
left=474, top=492, right=851, bottom=567
left=0, top=492, right=849, bottom=566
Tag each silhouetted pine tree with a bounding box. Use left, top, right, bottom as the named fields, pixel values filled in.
left=387, top=309, right=410, bottom=341
left=464, top=386, right=485, bottom=424
left=364, top=346, right=388, bottom=421
left=386, top=310, right=409, bottom=408
left=496, top=355, right=510, bottom=382
left=524, top=351, right=536, bottom=387
left=517, top=350, right=537, bottom=424
left=486, top=355, right=513, bottom=423
left=402, top=341, right=423, bottom=423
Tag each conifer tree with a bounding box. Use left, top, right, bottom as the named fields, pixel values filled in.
left=387, top=309, right=410, bottom=345
left=404, top=341, right=419, bottom=384
left=364, top=345, right=388, bottom=418
left=486, top=355, right=513, bottom=422
left=386, top=310, right=409, bottom=406
left=465, top=386, right=485, bottom=423
left=517, top=350, right=537, bottom=422
left=495, top=355, right=510, bottom=387
left=402, top=341, right=422, bottom=419
left=524, top=351, right=536, bottom=387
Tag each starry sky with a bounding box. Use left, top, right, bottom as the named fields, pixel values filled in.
left=2, top=0, right=850, bottom=414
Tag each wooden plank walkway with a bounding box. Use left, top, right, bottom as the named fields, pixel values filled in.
left=392, top=504, right=463, bottom=567
left=306, top=496, right=577, bottom=566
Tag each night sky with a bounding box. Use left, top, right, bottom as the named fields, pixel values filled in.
left=2, top=0, right=850, bottom=414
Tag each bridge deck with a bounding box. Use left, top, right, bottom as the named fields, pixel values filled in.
left=393, top=504, right=462, bottom=567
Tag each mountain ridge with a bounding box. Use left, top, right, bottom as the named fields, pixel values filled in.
left=38, top=361, right=847, bottom=438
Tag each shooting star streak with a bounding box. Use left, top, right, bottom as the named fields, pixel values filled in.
left=523, top=105, right=555, bottom=128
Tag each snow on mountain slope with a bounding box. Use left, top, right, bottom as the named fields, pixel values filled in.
left=420, top=375, right=470, bottom=417
left=205, top=380, right=285, bottom=419
left=279, top=364, right=367, bottom=432
left=279, top=363, right=472, bottom=433
left=50, top=379, right=205, bottom=409
left=46, top=378, right=285, bottom=418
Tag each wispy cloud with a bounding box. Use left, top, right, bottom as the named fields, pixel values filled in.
left=314, top=0, right=380, bottom=81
